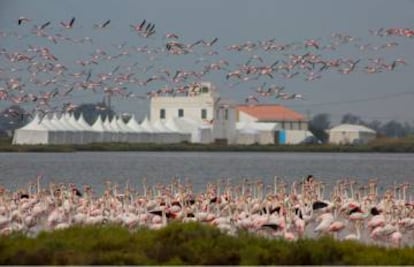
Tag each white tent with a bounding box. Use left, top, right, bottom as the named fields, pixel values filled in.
left=140, top=117, right=155, bottom=143
left=90, top=115, right=105, bottom=143
left=236, top=122, right=277, bottom=145
left=327, top=124, right=376, bottom=144
left=174, top=117, right=199, bottom=133
left=152, top=119, right=187, bottom=144
left=77, top=113, right=92, bottom=128
left=164, top=118, right=182, bottom=133
left=40, top=113, right=73, bottom=144
left=114, top=117, right=132, bottom=143
left=75, top=113, right=97, bottom=144
left=99, top=116, right=116, bottom=142
left=191, top=124, right=213, bottom=144
left=12, top=114, right=50, bottom=145
left=140, top=117, right=155, bottom=132
left=253, top=122, right=277, bottom=145
left=151, top=120, right=170, bottom=144
left=63, top=113, right=84, bottom=144
left=165, top=117, right=192, bottom=143
left=110, top=116, right=130, bottom=142
left=236, top=122, right=259, bottom=145
left=173, top=117, right=209, bottom=143
left=59, top=113, right=83, bottom=144
left=125, top=115, right=145, bottom=143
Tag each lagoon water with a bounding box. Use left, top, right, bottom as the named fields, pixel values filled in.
left=0, top=152, right=413, bottom=195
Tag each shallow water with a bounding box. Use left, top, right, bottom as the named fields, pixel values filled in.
left=0, top=151, right=413, bottom=194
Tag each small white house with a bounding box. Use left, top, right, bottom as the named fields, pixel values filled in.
left=327, top=124, right=376, bottom=144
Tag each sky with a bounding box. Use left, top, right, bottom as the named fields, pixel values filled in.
left=1, top=0, right=414, bottom=124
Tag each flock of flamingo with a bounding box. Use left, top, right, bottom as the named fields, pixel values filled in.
left=0, top=16, right=412, bottom=117
left=1, top=16, right=414, bottom=248
left=0, top=175, right=413, bottom=248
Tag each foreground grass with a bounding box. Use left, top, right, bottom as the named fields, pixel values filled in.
left=0, top=223, right=413, bottom=265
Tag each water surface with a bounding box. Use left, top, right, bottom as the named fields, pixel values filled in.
left=0, top=152, right=412, bottom=194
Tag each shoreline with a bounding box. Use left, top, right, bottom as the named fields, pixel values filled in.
left=2, top=143, right=414, bottom=153
left=2, top=136, right=414, bottom=153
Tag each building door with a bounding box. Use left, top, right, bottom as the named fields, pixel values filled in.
left=278, top=130, right=286, bottom=144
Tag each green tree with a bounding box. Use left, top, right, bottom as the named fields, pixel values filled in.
left=380, top=120, right=407, bottom=138
left=365, top=120, right=382, bottom=134
left=309, top=113, right=331, bottom=143
left=341, top=113, right=364, bottom=124
left=0, top=105, right=29, bottom=135
left=73, top=102, right=116, bottom=125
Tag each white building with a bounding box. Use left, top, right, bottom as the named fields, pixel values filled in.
left=150, top=81, right=236, bottom=144
left=212, top=100, right=237, bottom=144
left=150, top=82, right=216, bottom=124
left=327, top=124, right=377, bottom=144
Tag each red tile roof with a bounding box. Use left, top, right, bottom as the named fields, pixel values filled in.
left=236, top=104, right=306, bottom=122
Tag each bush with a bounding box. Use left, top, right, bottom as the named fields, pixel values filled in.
left=0, top=223, right=413, bottom=265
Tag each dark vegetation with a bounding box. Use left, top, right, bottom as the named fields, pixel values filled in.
left=0, top=223, right=413, bottom=265
left=309, top=112, right=414, bottom=142
left=2, top=136, right=414, bottom=152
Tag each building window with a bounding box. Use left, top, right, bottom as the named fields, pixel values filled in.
left=160, top=109, right=166, bottom=119
left=281, top=121, right=285, bottom=129
left=290, top=121, right=293, bottom=130
left=224, top=109, right=229, bottom=120
left=201, top=109, right=207, bottom=119
left=178, top=109, right=184, bottom=117
left=216, top=109, right=220, bottom=119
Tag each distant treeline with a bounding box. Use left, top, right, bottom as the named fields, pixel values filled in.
left=309, top=113, right=414, bottom=142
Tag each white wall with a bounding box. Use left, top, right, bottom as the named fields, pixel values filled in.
left=328, top=131, right=375, bottom=144
left=238, top=111, right=308, bottom=130
left=150, top=82, right=216, bottom=124
left=12, top=129, right=49, bottom=144
left=279, top=121, right=308, bottom=130
left=257, top=131, right=275, bottom=144
left=213, top=106, right=237, bottom=144
left=238, top=111, right=257, bottom=123
left=284, top=130, right=314, bottom=144
left=236, top=132, right=258, bottom=145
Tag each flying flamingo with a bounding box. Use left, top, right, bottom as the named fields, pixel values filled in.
left=94, top=19, right=111, bottom=29
left=18, top=16, right=31, bottom=25
left=61, top=17, right=76, bottom=29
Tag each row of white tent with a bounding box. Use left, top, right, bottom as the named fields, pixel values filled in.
left=12, top=113, right=215, bottom=145
left=12, top=113, right=316, bottom=145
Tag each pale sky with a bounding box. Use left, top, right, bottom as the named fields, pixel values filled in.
left=1, top=0, right=414, bottom=123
